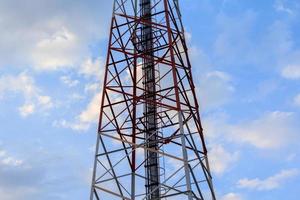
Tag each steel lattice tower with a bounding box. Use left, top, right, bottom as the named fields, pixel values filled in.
left=90, top=0, right=216, bottom=199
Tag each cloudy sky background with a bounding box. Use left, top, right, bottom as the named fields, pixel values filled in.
left=0, top=0, right=299, bottom=199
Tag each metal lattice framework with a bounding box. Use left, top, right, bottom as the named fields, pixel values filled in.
left=90, top=0, right=216, bottom=199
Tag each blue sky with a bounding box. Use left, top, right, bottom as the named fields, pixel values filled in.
left=0, top=0, right=299, bottom=199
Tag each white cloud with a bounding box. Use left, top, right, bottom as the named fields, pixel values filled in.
left=0, top=188, right=38, bottom=200
left=0, top=145, right=88, bottom=200
left=0, top=150, right=39, bottom=200
left=37, top=95, right=53, bottom=109
left=0, top=72, right=53, bottom=117
left=53, top=90, right=102, bottom=132
left=52, top=119, right=90, bottom=132
left=1, top=157, right=23, bottom=167
left=206, top=71, right=231, bottom=81
left=184, top=33, right=235, bottom=112
left=79, top=57, right=105, bottom=78
left=203, top=112, right=229, bottom=139
left=78, top=92, right=101, bottom=124
left=209, top=145, right=239, bottom=175
left=18, top=104, right=35, bottom=117
left=203, top=111, right=299, bottom=149
left=198, top=71, right=234, bottom=111
left=189, top=43, right=212, bottom=71
left=212, top=10, right=297, bottom=72
left=228, top=111, right=298, bottom=149
left=0, top=72, right=35, bottom=98
left=84, top=83, right=99, bottom=93
left=68, top=57, right=106, bottom=130
left=281, top=64, right=300, bottom=79
left=54, top=56, right=106, bottom=131
left=0, top=0, right=112, bottom=70
left=221, top=193, right=242, bottom=200
left=0, top=151, right=5, bottom=157
left=0, top=150, right=23, bottom=167
left=60, top=76, right=79, bottom=87
left=237, top=169, right=299, bottom=190
left=274, top=0, right=294, bottom=15
left=185, top=33, right=235, bottom=111
left=32, top=27, right=82, bottom=70
left=266, top=20, right=293, bottom=57
left=286, top=153, right=297, bottom=162
left=293, top=94, right=300, bottom=107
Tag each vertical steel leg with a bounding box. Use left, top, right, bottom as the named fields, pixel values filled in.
left=178, top=111, right=193, bottom=200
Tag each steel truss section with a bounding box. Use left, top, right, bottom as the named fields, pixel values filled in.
left=90, top=0, right=216, bottom=199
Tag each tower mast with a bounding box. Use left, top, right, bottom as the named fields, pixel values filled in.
left=90, top=1, right=216, bottom=199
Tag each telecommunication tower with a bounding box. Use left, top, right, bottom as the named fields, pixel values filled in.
left=90, top=0, right=216, bottom=199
